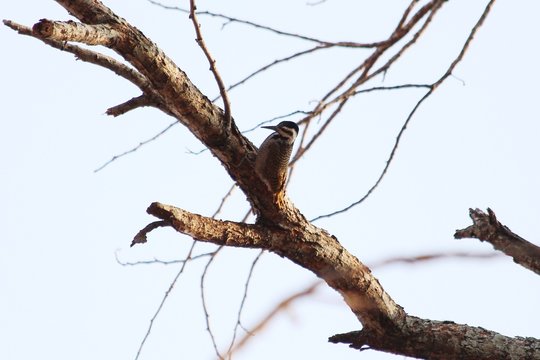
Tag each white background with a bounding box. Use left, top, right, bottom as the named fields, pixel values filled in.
left=2, top=1, right=539, bottom=359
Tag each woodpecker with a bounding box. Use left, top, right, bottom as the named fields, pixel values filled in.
left=255, top=121, right=299, bottom=197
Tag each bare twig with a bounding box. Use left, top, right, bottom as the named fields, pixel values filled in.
left=311, top=0, right=495, bottom=221
left=214, top=44, right=331, bottom=101
left=242, top=110, right=309, bottom=134
left=200, top=246, right=225, bottom=360
left=134, top=240, right=197, bottom=360
left=225, top=250, right=264, bottom=358
left=115, top=250, right=214, bottom=266
left=227, top=281, right=321, bottom=356
left=196, top=11, right=383, bottom=48
left=131, top=221, right=169, bottom=246
left=211, top=184, right=237, bottom=218
left=94, top=121, right=178, bottom=173
left=147, top=0, right=384, bottom=48
left=369, top=251, right=500, bottom=268
left=189, top=0, right=232, bottom=125
left=290, top=1, right=444, bottom=169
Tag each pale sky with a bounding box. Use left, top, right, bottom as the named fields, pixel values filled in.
left=2, top=1, right=539, bottom=359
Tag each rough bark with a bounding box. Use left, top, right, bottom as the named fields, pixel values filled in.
left=455, top=208, right=540, bottom=276
left=5, top=0, right=540, bottom=358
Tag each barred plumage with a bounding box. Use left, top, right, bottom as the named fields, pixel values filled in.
left=255, top=121, right=299, bottom=195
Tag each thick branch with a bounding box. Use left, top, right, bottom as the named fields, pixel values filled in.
left=144, top=202, right=540, bottom=358
left=145, top=202, right=403, bottom=335
left=455, top=208, right=540, bottom=275
left=145, top=202, right=271, bottom=249
left=331, top=316, right=540, bottom=360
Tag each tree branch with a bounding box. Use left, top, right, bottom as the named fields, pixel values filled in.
left=3, top=20, right=152, bottom=93
left=455, top=208, right=540, bottom=275
left=106, top=94, right=154, bottom=117
left=143, top=202, right=540, bottom=359
left=144, top=202, right=402, bottom=331
left=330, top=317, right=540, bottom=360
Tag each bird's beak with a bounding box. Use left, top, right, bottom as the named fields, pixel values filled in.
left=261, top=125, right=278, bottom=131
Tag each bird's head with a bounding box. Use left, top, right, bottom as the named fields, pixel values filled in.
left=262, top=121, right=299, bottom=143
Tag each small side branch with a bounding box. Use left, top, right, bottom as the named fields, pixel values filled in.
left=455, top=208, right=540, bottom=275
left=189, top=0, right=232, bottom=125
left=3, top=20, right=152, bottom=93
left=132, top=220, right=169, bottom=246
left=143, top=202, right=271, bottom=249
left=106, top=95, right=154, bottom=117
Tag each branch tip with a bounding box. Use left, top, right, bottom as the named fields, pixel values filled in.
left=132, top=220, right=169, bottom=247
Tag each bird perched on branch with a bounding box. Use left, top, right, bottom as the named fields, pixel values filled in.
left=255, top=121, right=299, bottom=202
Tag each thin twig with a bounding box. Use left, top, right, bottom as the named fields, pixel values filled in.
left=211, top=184, right=237, bottom=218
left=243, top=110, right=309, bottom=133
left=289, top=1, right=444, bottom=170
left=134, top=240, right=197, bottom=360
left=189, top=0, right=232, bottom=125
left=369, top=251, right=500, bottom=268
left=226, top=281, right=321, bottom=356
left=311, top=0, right=496, bottom=221
left=200, top=246, right=225, bottom=360
left=213, top=44, right=332, bottom=101
left=131, top=220, right=169, bottom=246
left=94, top=121, right=177, bottom=173
left=310, top=86, right=432, bottom=222
left=115, top=250, right=214, bottom=266
left=225, top=250, right=264, bottom=359
left=147, top=0, right=385, bottom=48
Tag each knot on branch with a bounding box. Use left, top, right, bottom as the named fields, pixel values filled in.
left=454, top=208, right=500, bottom=241
left=31, top=19, right=120, bottom=46
left=32, top=19, right=57, bottom=38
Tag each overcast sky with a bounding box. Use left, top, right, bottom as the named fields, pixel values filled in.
left=2, top=1, right=539, bottom=359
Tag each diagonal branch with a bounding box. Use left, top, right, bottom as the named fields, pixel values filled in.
left=143, top=202, right=540, bottom=359
left=455, top=208, right=540, bottom=275
left=30, top=0, right=290, bottom=224
left=3, top=20, right=152, bottom=93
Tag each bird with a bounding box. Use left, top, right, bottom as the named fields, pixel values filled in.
left=255, top=121, right=299, bottom=200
